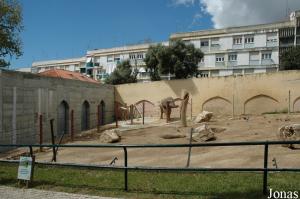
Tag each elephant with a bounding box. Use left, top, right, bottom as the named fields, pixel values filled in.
left=159, top=97, right=179, bottom=122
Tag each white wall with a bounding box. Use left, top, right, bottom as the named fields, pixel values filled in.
left=219, top=37, right=232, bottom=50
left=254, top=34, right=267, bottom=48
left=219, top=70, right=233, bottom=76
left=237, top=52, right=249, bottom=65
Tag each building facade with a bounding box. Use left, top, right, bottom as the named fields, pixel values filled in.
left=31, top=11, right=300, bottom=80
left=170, top=11, right=300, bottom=77
left=32, top=57, right=86, bottom=74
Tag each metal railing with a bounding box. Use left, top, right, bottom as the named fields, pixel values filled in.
left=0, top=140, right=300, bottom=195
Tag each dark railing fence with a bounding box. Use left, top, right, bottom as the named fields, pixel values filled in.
left=1, top=140, right=300, bottom=195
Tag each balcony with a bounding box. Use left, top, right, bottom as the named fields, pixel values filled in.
left=232, top=44, right=243, bottom=49
left=266, top=41, right=278, bottom=47
left=210, top=44, right=220, bottom=51
left=200, top=46, right=209, bottom=52
left=261, top=59, right=274, bottom=65
left=227, top=61, right=238, bottom=67
left=244, top=43, right=254, bottom=48
left=249, top=60, right=260, bottom=65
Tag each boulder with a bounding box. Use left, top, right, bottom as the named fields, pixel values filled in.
left=100, top=129, right=121, bottom=143
left=192, top=124, right=216, bottom=142
left=194, top=111, right=213, bottom=123
left=278, top=124, right=300, bottom=148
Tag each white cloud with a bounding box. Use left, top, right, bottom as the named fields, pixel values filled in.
left=171, top=0, right=195, bottom=6
left=173, top=0, right=300, bottom=28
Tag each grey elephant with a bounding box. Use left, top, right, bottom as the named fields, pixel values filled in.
left=159, top=97, right=179, bottom=122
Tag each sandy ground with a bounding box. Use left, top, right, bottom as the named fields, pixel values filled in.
left=2, top=114, right=300, bottom=169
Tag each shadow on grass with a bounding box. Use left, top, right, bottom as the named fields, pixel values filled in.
left=25, top=179, right=265, bottom=199
left=127, top=188, right=265, bottom=199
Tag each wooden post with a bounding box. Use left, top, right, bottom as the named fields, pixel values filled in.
left=115, top=102, right=119, bottom=128
left=288, top=90, right=291, bottom=114
left=50, top=119, right=56, bottom=162
left=97, top=105, right=100, bottom=133
left=142, top=102, right=145, bottom=125
left=190, top=98, right=193, bottom=120
left=186, top=128, right=193, bottom=167
left=70, top=110, right=74, bottom=141
left=130, top=105, right=133, bottom=125
left=39, top=114, right=43, bottom=151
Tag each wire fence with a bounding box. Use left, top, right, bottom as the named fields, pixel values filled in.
left=0, top=140, right=300, bottom=195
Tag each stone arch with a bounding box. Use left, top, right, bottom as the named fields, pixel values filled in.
left=202, top=96, right=232, bottom=115
left=244, top=94, right=279, bottom=115
left=57, top=100, right=69, bottom=136
left=81, top=100, right=90, bottom=131
left=293, top=96, right=300, bottom=112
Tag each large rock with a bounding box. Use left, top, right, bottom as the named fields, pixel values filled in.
left=278, top=124, right=300, bottom=148
left=194, top=111, right=213, bottom=123
left=100, top=129, right=121, bottom=143
left=192, top=124, right=216, bottom=142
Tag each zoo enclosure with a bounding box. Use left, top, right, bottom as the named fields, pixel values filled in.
left=1, top=140, right=300, bottom=195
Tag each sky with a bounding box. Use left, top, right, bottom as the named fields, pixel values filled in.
left=9, top=0, right=300, bottom=69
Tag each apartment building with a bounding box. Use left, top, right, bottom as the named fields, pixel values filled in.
left=170, top=11, right=300, bottom=77
left=31, top=11, right=300, bottom=80
left=32, top=57, right=86, bottom=74
left=86, top=42, right=168, bottom=81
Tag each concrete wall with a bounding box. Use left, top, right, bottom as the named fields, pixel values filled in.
left=116, top=70, right=300, bottom=117
left=0, top=70, right=114, bottom=148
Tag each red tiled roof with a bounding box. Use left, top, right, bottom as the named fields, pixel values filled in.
left=38, top=69, right=99, bottom=84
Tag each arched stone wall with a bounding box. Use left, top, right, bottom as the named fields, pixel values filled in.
left=202, top=96, right=232, bottom=115
left=244, top=94, right=279, bottom=114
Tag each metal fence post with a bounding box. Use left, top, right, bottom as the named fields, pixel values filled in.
left=123, top=146, right=128, bottom=191
left=263, top=143, right=269, bottom=195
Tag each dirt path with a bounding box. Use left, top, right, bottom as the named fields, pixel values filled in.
left=4, top=114, right=300, bottom=169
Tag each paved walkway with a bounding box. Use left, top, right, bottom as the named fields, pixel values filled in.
left=0, top=186, right=120, bottom=199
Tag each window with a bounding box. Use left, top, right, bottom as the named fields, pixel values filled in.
left=250, top=52, right=259, bottom=60
left=201, top=40, right=209, bottom=47
left=233, top=37, right=242, bottom=45
left=245, top=35, right=254, bottom=44
left=228, top=54, right=237, bottom=61
left=114, top=56, right=120, bottom=62
left=137, top=53, right=144, bottom=59
left=267, top=33, right=277, bottom=42
left=200, top=58, right=204, bottom=63
left=211, top=38, right=219, bottom=46
left=262, top=52, right=272, bottom=60
left=107, top=56, right=113, bottom=62
left=216, top=55, right=224, bottom=62
left=129, top=54, right=136, bottom=60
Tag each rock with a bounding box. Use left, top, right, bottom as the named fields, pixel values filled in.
left=160, top=133, right=186, bottom=139
left=192, top=124, right=216, bottom=142
left=211, top=127, right=226, bottom=134
left=194, top=111, right=213, bottom=123
left=100, top=129, right=121, bottom=143
left=278, top=124, right=300, bottom=148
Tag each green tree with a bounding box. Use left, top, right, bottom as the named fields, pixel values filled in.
left=0, top=0, right=23, bottom=68
left=280, top=46, right=300, bottom=70
left=105, top=60, right=137, bottom=85
left=144, top=40, right=203, bottom=80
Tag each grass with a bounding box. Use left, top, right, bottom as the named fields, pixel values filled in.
left=0, top=162, right=300, bottom=199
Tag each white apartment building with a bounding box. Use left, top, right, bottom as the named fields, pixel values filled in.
left=32, top=57, right=86, bottom=74
left=170, top=11, right=300, bottom=77
left=31, top=11, right=300, bottom=80
left=86, top=42, right=168, bottom=81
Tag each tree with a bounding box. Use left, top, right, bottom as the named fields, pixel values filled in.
left=105, top=60, right=138, bottom=85
left=0, top=0, right=23, bottom=68
left=280, top=46, right=300, bottom=70
left=144, top=40, right=203, bottom=80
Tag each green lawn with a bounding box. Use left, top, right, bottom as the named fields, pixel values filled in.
left=0, top=162, right=299, bottom=199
